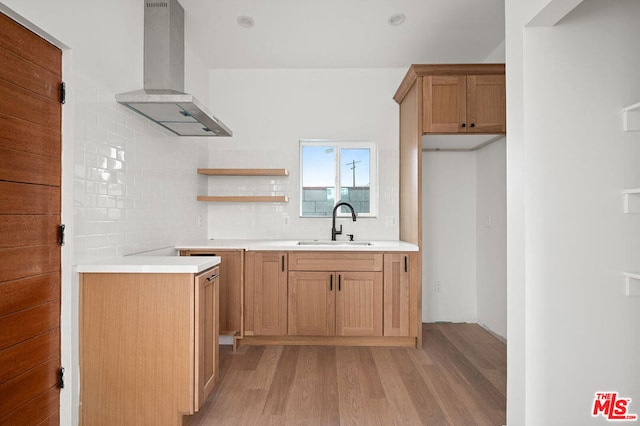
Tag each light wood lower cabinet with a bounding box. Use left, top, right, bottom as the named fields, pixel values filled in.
left=288, top=270, right=383, bottom=337
left=383, top=253, right=418, bottom=337
left=288, top=252, right=383, bottom=337
left=180, top=249, right=244, bottom=338
left=244, top=251, right=288, bottom=336
left=79, top=267, right=219, bottom=426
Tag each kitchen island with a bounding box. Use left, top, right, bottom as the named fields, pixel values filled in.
left=77, top=256, right=221, bottom=426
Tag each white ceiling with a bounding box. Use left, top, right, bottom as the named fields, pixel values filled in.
left=180, top=0, right=505, bottom=69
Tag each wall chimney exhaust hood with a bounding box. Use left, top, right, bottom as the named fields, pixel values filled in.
left=116, top=0, right=232, bottom=137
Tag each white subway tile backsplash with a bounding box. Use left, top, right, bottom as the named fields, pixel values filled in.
left=73, top=76, right=208, bottom=263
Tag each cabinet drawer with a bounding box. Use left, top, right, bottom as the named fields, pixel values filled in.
left=288, top=252, right=383, bottom=271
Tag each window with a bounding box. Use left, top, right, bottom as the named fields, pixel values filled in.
left=300, top=140, right=377, bottom=217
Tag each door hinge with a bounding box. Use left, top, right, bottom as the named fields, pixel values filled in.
left=58, top=224, right=65, bottom=246
left=60, top=82, right=66, bottom=104
left=58, top=367, right=65, bottom=389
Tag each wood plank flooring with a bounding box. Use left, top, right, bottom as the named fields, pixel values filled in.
left=189, top=323, right=506, bottom=425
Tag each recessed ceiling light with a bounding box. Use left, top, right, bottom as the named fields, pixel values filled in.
left=388, top=13, right=406, bottom=26
left=237, top=16, right=255, bottom=28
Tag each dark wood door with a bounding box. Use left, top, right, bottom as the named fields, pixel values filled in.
left=0, top=12, right=62, bottom=425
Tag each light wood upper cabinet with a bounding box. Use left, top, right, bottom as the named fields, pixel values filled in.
left=423, top=75, right=467, bottom=133
left=466, top=74, right=506, bottom=133
left=245, top=251, right=288, bottom=336
left=423, top=74, right=505, bottom=134
left=394, top=64, right=506, bottom=137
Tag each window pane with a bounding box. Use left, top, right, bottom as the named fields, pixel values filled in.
left=301, top=145, right=335, bottom=217
left=340, top=148, right=370, bottom=214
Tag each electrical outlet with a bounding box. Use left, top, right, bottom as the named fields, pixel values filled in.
left=434, top=280, right=441, bottom=293
left=283, top=216, right=289, bottom=225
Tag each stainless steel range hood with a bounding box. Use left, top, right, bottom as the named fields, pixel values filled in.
left=116, top=0, right=232, bottom=137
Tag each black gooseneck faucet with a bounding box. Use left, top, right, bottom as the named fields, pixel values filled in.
left=331, top=202, right=357, bottom=241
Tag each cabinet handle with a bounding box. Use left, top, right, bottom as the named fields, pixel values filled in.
left=281, top=255, right=285, bottom=272
left=404, top=256, right=408, bottom=273
left=470, top=123, right=475, bottom=128
left=330, top=274, right=333, bottom=291
left=461, top=123, right=466, bottom=128
left=206, top=273, right=220, bottom=282
left=338, top=274, right=341, bottom=291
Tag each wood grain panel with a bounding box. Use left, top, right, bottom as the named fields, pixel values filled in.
left=383, top=254, right=410, bottom=337
left=0, top=114, right=61, bottom=158
left=0, top=81, right=60, bottom=129
left=0, top=329, right=59, bottom=384
left=0, top=387, right=59, bottom=426
left=0, top=47, right=61, bottom=101
left=288, top=271, right=334, bottom=336
left=288, top=252, right=383, bottom=272
left=424, top=75, right=466, bottom=133
left=80, top=273, right=194, bottom=425
left=0, top=147, right=60, bottom=186
left=335, top=271, right=382, bottom=337
left=0, top=301, right=59, bottom=351
left=0, top=357, right=59, bottom=418
left=398, top=80, right=422, bottom=247
left=0, top=273, right=59, bottom=317
left=0, top=13, right=61, bottom=76
left=467, top=74, right=506, bottom=133
left=0, top=215, right=60, bottom=249
left=0, top=181, right=60, bottom=215
left=0, top=245, right=60, bottom=283
left=252, top=252, right=288, bottom=336
left=0, top=11, right=62, bottom=423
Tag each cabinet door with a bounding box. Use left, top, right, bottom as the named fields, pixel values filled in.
left=180, top=250, right=244, bottom=338
left=423, top=75, right=466, bottom=133
left=383, top=254, right=411, bottom=336
left=335, top=271, right=383, bottom=337
left=195, top=267, right=219, bottom=410
left=466, top=74, right=506, bottom=133
left=288, top=271, right=335, bottom=336
left=247, top=252, right=288, bottom=336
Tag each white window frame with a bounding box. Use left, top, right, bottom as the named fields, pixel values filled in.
left=299, top=139, right=378, bottom=218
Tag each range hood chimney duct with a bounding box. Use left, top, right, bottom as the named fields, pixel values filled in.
left=115, top=0, right=232, bottom=137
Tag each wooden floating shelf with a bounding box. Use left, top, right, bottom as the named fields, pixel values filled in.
left=197, top=196, right=289, bottom=203
left=198, top=168, right=289, bottom=176
left=622, top=102, right=640, bottom=131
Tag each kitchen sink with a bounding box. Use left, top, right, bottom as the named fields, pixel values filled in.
left=297, top=240, right=373, bottom=246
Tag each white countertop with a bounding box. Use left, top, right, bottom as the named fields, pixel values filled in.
left=76, top=256, right=221, bottom=274
left=175, top=239, right=419, bottom=252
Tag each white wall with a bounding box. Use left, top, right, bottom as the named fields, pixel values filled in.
left=1, top=1, right=211, bottom=424
left=204, top=68, right=405, bottom=240
left=476, top=138, right=507, bottom=338
left=422, top=141, right=507, bottom=337
left=422, top=151, right=478, bottom=322
left=507, top=0, right=640, bottom=424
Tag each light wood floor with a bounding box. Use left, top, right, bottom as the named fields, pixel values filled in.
left=189, top=323, right=506, bottom=425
